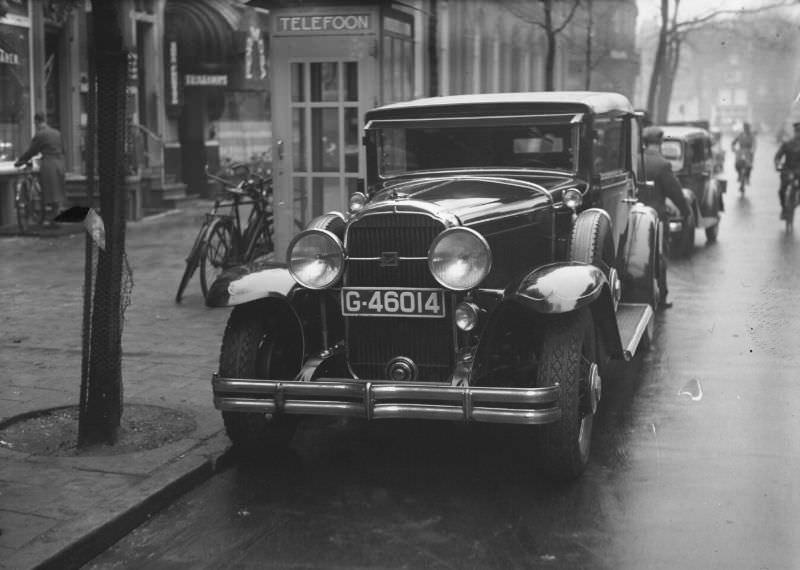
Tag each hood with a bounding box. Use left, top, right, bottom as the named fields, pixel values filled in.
left=362, top=174, right=574, bottom=225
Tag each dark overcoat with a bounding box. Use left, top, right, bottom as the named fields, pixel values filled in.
left=17, top=124, right=66, bottom=206
left=642, top=147, right=689, bottom=220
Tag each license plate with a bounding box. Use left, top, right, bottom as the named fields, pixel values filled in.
left=341, top=288, right=446, bottom=318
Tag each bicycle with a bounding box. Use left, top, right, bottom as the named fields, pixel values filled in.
left=780, top=168, right=800, bottom=232
left=734, top=150, right=752, bottom=195
left=175, top=164, right=275, bottom=303
left=14, top=161, right=45, bottom=233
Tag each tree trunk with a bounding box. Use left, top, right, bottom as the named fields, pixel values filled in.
left=544, top=0, right=556, bottom=90
left=646, top=0, right=670, bottom=117
left=78, top=0, right=129, bottom=446
left=657, top=35, right=682, bottom=122
left=584, top=0, right=593, bottom=90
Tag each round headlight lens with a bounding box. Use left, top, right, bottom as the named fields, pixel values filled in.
left=563, top=188, right=583, bottom=210
left=349, top=192, right=367, bottom=213
left=428, top=228, right=492, bottom=290
left=287, top=229, right=344, bottom=289
left=455, top=302, right=480, bottom=331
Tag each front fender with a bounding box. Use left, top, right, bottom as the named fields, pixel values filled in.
left=509, top=261, right=607, bottom=314
left=205, top=261, right=298, bottom=307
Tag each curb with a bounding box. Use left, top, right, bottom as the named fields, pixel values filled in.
left=4, top=432, right=232, bottom=570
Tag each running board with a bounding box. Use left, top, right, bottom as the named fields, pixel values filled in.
left=616, top=303, right=654, bottom=359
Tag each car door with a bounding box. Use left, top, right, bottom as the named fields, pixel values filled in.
left=591, top=114, right=635, bottom=255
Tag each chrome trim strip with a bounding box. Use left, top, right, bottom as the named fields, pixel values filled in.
left=348, top=256, right=429, bottom=261
left=623, top=303, right=654, bottom=360
left=212, top=375, right=562, bottom=425
left=365, top=113, right=582, bottom=130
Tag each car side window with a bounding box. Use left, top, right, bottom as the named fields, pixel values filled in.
left=593, top=117, right=625, bottom=174
left=630, top=118, right=643, bottom=181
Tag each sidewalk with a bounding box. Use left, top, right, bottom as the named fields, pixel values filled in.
left=0, top=200, right=235, bottom=569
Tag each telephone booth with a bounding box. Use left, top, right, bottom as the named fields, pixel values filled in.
left=267, top=2, right=419, bottom=258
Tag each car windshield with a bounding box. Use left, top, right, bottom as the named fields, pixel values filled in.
left=660, top=140, right=684, bottom=172
left=376, top=121, right=577, bottom=177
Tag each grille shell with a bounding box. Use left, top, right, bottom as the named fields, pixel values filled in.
left=344, top=212, right=454, bottom=381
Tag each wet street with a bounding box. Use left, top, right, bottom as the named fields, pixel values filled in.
left=85, top=137, right=800, bottom=570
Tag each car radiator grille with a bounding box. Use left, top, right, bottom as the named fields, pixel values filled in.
left=345, top=213, right=453, bottom=382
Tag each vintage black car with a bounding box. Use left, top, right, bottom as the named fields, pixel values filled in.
left=211, top=92, right=662, bottom=481
left=658, top=125, right=725, bottom=256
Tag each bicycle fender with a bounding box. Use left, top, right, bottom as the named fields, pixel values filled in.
left=509, top=261, right=608, bottom=314
left=205, top=264, right=298, bottom=307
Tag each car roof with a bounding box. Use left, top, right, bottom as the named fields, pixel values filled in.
left=372, top=91, right=634, bottom=115
left=658, top=125, right=711, bottom=139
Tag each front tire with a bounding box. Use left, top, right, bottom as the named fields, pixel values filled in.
left=219, top=304, right=302, bottom=456
left=535, top=309, right=598, bottom=482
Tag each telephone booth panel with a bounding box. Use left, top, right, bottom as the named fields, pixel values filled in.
left=270, top=6, right=379, bottom=259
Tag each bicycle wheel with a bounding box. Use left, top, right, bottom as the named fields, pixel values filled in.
left=30, top=178, right=45, bottom=226
left=786, top=187, right=799, bottom=231
left=175, top=222, right=210, bottom=303
left=15, top=178, right=32, bottom=233
left=200, top=218, right=237, bottom=300
left=244, top=208, right=274, bottom=260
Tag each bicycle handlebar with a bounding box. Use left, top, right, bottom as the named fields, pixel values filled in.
left=206, top=167, right=272, bottom=202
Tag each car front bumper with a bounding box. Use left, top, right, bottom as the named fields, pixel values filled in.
left=212, top=375, right=562, bottom=425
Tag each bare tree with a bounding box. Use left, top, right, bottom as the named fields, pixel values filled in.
left=504, top=0, right=582, bottom=90
left=645, top=0, right=797, bottom=122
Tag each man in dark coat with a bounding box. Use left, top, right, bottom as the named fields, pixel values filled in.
left=15, top=112, right=66, bottom=224
left=641, top=125, right=691, bottom=309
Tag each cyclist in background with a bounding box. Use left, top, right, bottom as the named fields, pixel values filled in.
left=774, top=121, right=800, bottom=219
left=731, top=122, right=756, bottom=188
left=14, top=112, right=66, bottom=226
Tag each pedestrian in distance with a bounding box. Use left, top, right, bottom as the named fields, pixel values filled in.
left=14, top=112, right=66, bottom=226
left=641, top=125, right=691, bottom=310
left=774, top=121, right=800, bottom=220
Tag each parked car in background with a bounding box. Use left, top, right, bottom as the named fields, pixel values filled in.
left=210, top=91, right=662, bottom=481
left=658, top=125, right=725, bottom=256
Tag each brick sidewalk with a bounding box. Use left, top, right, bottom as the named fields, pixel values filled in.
left=0, top=201, right=235, bottom=569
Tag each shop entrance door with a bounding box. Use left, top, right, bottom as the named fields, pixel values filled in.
left=271, top=35, right=377, bottom=258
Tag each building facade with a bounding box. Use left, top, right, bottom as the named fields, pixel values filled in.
left=0, top=0, right=639, bottom=236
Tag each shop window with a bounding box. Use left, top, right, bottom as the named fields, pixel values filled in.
left=0, top=23, right=31, bottom=162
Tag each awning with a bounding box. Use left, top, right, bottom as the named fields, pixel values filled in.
left=165, top=0, right=239, bottom=72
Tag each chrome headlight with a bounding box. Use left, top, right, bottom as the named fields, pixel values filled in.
left=287, top=229, right=345, bottom=289
left=428, top=227, right=492, bottom=290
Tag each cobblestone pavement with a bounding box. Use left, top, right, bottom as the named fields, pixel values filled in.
left=0, top=201, right=236, bottom=569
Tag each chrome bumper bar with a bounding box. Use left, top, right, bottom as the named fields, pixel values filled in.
left=212, top=375, right=561, bottom=425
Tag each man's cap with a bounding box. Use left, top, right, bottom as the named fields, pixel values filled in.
left=33, top=112, right=45, bottom=123
left=642, top=125, right=664, bottom=144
